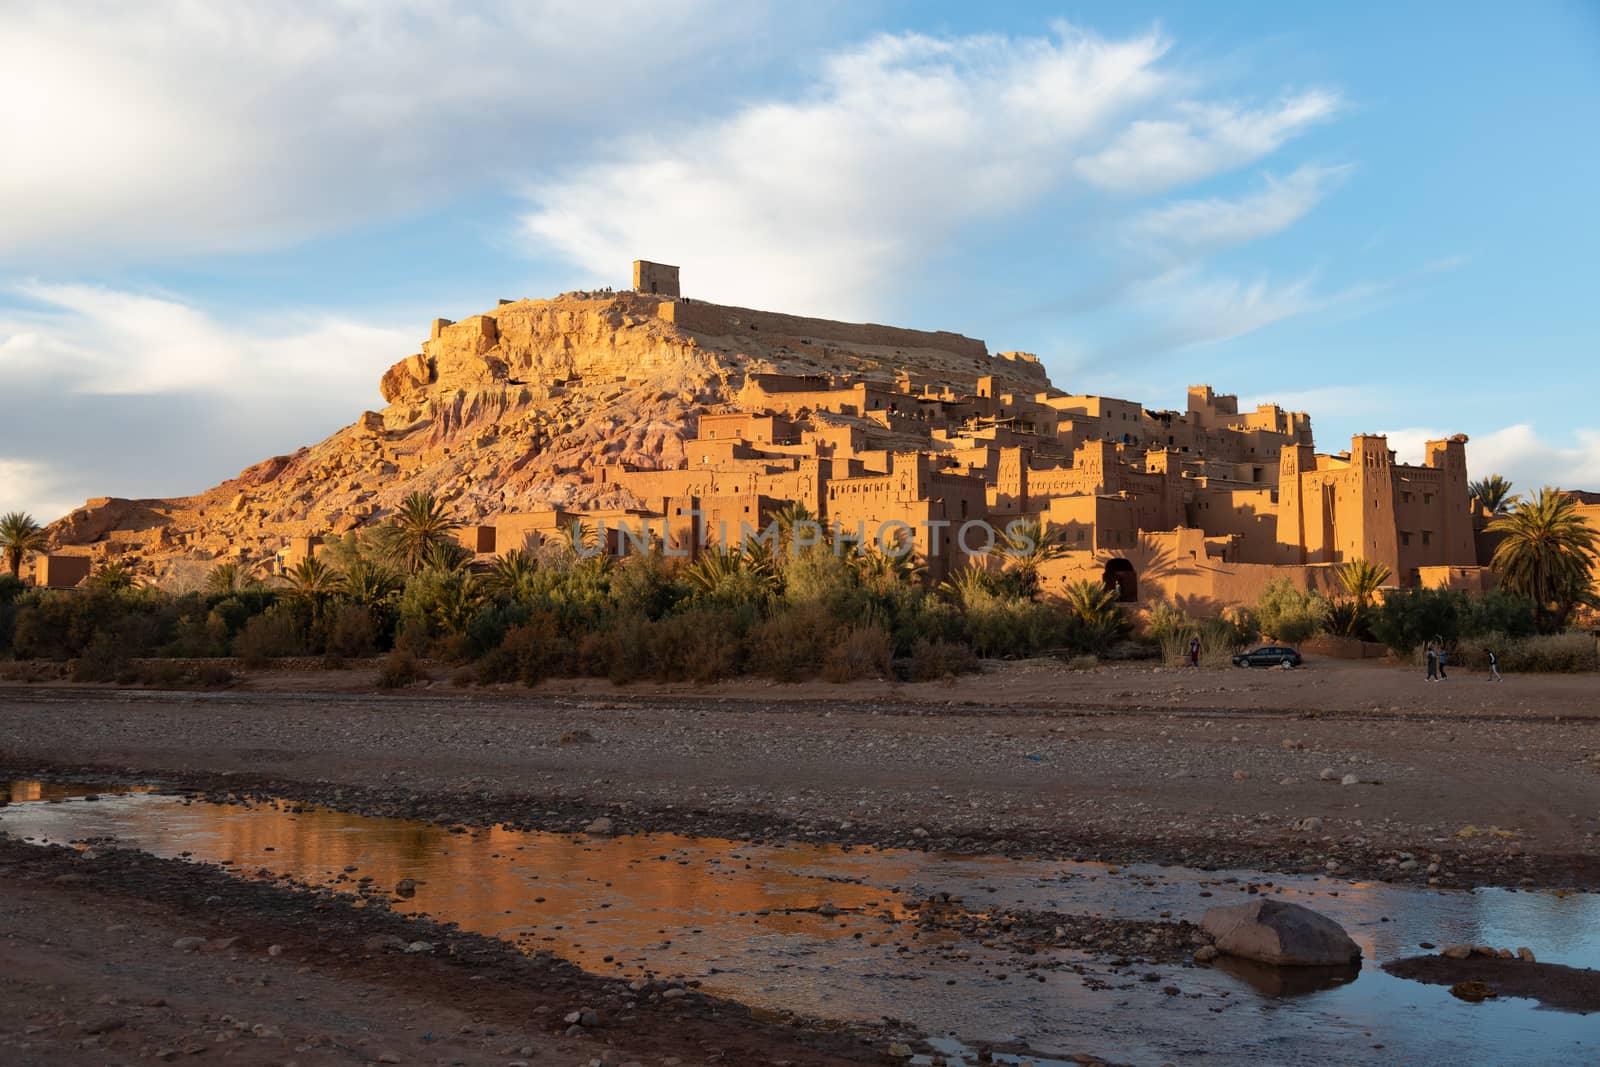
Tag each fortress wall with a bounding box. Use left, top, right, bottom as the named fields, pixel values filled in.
left=659, top=300, right=988, bottom=361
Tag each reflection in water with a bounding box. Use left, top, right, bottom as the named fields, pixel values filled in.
left=1212, top=956, right=1362, bottom=998
left=0, top=787, right=1595, bottom=1067
left=4, top=780, right=154, bottom=804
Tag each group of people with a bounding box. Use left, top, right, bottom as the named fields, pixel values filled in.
left=1426, top=641, right=1502, bottom=682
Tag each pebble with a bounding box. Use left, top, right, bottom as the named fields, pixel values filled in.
left=584, top=817, right=615, bottom=836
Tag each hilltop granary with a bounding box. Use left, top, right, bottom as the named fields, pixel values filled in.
left=40, top=260, right=1585, bottom=608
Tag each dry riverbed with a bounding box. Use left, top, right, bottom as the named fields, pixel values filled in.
left=3, top=657, right=1599, bottom=1063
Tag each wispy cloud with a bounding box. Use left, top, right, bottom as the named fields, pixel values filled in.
left=520, top=23, right=1342, bottom=318
left=1076, top=91, right=1341, bottom=193
left=1126, top=164, right=1352, bottom=262
left=0, top=1, right=799, bottom=265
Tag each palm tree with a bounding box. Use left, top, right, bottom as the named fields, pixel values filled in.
left=0, top=511, right=49, bottom=579
left=1060, top=578, right=1123, bottom=650
left=205, top=561, right=261, bottom=595
left=939, top=563, right=1001, bottom=607
left=1061, top=578, right=1119, bottom=627
left=1470, top=474, right=1517, bottom=515
left=482, top=548, right=540, bottom=603
left=280, top=556, right=344, bottom=603
left=769, top=503, right=822, bottom=560
left=993, top=519, right=1071, bottom=598
left=87, top=560, right=134, bottom=592
left=854, top=545, right=925, bottom=594
left=376, top=491, right=462, bottom=574
left=1337, top=557, right=1392, bottom=609
left=1488, top=487, right=1600, bottom=626
left=685, top=546, right=778, bottom=604
left=343, top=559, right=403, bottom=609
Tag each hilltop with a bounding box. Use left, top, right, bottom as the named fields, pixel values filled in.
left=45, top=280, right=1045, bottom=580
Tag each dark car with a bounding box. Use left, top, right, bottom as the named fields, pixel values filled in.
left=1232, top=645, right=1303, bottom=668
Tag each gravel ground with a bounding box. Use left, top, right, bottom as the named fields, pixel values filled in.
left=2, top=657, right=1597, bottom=888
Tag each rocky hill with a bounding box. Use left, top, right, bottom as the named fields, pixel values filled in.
left=46, top=287, right=1049, bottom=580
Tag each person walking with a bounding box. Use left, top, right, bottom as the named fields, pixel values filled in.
left=1425, top=644, right=1438, bottom=681
left=1188, top=635, right=1201, bottom=670
left=1488, top=649, right=1502, bottom=682
left=1438, top=646, right=1449, bottom=680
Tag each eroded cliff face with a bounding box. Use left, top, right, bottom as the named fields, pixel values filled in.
left=45, top=289, right=1047, bottom=581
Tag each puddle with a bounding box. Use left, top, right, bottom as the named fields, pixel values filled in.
left=1, top=783, right=1595, bottom=1065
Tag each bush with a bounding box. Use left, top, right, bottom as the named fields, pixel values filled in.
left=376, top=648, right=423, bottom=688
left=1256, top=579, right=1326, bottom=645
left=908, top=638, right=979, bottom=681
left=1453, top=631, right=1597, bottom=673
left=194, top=662, right=235, bottom=687
left=475, top=612, right=574, bottom=686
left=746, top=604, right=837, bottom=681
left=233, top=611, right=301, bottom=667
left=70, top=633, right=128, bottom=682
left=325, top=604, right=378, bottom=658
left=822, top=625, right=892, bottom=683
left=648, top=610, right=743, bottom=683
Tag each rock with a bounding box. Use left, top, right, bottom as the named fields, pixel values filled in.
left=911, top=827, right=929, bottom=839
left=583, top=817, right=614, bottom=836
left=172, top=937, right=206, bottom=952
left=403, top=941, right=434, bottom=954
left=1340, top=774, right=1359, bottom=786
left=1517, top=946, right=1536, bottom=962
left=1450, top=981, right=1496, bottom=1002
left=1232, top=770, right=1249, bottom=781
left=266, top=944, right=284, bottom=957
left=1297, top=817, right=1324, bottom=833
left=1193, top=945, right=1219, bottom=963
left=395, top=877, right=417, bottom=898
left=887, top=1043, right=914, bottom=1059
left=661, top=988, right=687, bottom=1000
left=1319, top=768, right=1337, bottom=781
left=1441, top=944, right=1473, bottom=960
left=362, top=934, right=407, bottom=953
left=1201, top=899, right=1361, bottom=966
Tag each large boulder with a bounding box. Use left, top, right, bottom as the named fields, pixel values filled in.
left=1201, top=898, right=1361, bottom=966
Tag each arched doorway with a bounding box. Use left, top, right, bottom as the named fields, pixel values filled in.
left=1103, top=558, right=1138, bottom=602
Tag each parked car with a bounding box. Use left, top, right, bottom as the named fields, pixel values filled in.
left=1232, top=645, right=1303, bottom=668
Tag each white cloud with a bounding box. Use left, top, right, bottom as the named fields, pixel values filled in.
left=2, top=284, right=412, bottom=398
left=0, top=1, right=792, bottom=265
left=0, top=285, right=418, bottom=520
left=1127, top=164, right=1351, bottom=261
left=1383, top=424, right=1600, bottom=493
left=520, top=24, right=1341, bottom=318
left=0, top=458, right=78, bottom=524
left=1077, top=90, right=1340, bottom=193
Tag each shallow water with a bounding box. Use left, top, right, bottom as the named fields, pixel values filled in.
left=2, top=783, right=1594, bottom=1066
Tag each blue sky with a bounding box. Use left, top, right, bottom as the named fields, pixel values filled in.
left=2, top=1, right=1597, bottom=519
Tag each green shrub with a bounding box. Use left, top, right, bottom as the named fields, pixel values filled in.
left=1256, top=579, right=1326, bottom=645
